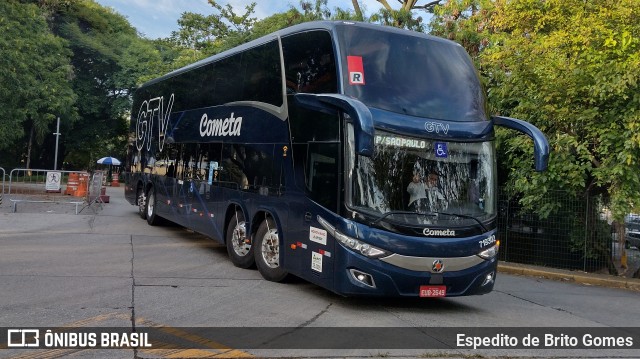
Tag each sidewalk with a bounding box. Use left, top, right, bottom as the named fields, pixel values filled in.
left=498, top=261, right=640, bottom=291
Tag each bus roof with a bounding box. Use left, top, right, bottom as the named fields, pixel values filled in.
left=139, top=21, right=462, bottom=89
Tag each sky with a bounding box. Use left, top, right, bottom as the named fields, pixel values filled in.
left=94, top=0, right=385, bottom=39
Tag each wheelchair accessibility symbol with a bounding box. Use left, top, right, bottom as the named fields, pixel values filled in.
left=435, top=142, right=448, bottom=158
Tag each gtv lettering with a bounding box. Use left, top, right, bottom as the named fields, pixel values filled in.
left=136, top=94, right=174, bottom=152
left=199, top=112, right=243, bottom=137
left=424, top=121, right=449, bottom=134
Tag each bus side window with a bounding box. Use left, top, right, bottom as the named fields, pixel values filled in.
left=221, top=144, right=248, bottom=190
left=307, top=142, right=339, bottom=212
left=282, top=30, right=337, bottom=94
left=241, top=40, right=283, bottom=106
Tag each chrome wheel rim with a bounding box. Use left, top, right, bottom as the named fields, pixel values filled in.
left=147, top=191, right=154, bottom=217
left=138, top=191, right=146, bottom=214
left=261, top=228, right=280, bottom=268
left=231, top=221, right=250, bottom=256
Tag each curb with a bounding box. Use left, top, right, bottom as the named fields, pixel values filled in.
left=498, top=262, right=640, bottom=291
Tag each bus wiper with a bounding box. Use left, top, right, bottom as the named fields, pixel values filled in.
left=369, top=210, right=436, bottom=226
left=433, top=211, right=488, bottom=232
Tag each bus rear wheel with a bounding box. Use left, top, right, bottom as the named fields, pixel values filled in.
left=226, top=211, right=254, bottom=268
left=137, top=187, right=146, bottom=219
left=145, top=188, right=161, bottom=226
left=254, top=217, right=288, bottom=282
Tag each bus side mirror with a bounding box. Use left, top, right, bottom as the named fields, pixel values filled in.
left=493, top=115, right=550, bottom=172
left=295, top=93, right=375, bottom=157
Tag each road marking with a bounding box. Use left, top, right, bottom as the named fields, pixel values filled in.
left=135, top=317, right=253, bottom=357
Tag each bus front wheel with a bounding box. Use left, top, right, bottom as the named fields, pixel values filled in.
left=254, top=217, right=288, bottom=282
left=226, top=211, right=254, bottom=268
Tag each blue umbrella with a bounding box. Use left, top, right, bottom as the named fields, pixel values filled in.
left=96, top=156, right=121, bottom=165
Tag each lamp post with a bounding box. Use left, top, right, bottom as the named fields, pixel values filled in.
left=53, top=117, right=61, bottom=170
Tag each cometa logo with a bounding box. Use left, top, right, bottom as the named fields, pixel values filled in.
left=423, top=228, right=456, bottom=237
left=200, top=112, right=243, bottom=137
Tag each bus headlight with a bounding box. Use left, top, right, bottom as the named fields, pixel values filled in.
left=478, top=243, right=499, bottom=260
left=318, top=216, right=390, bottom=258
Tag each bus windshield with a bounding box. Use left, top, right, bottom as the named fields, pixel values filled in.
left=347, top=126, right=497, bottom=228
left=337, top=25, right=487, bottom=122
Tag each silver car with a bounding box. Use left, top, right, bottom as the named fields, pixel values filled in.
left=625, top=214, right=640, bottom=249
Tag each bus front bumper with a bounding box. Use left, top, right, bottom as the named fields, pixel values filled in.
left=333, top=246, right=498, bottom=297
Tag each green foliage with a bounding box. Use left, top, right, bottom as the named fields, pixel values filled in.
left=428, top=0, right=640, bottom=272
left=482, top=0, right=640, bottom=221
left=49, top=0, right=161, bottom=170
left=0, top=0, right=76, bottom=159
left=430, top=0, right=494, bottom=59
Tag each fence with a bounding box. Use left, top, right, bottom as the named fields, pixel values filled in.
left=497, top=189, right=618, bottom=274
left=0, top=167, right=5, bottom=205
left=7, top=168, right=92, bottom=214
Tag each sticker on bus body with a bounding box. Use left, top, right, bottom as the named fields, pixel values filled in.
left=311, top=251, right=323, bottom=272
left=347, top=56, right=365, bottom=85
left=309, top=226, right=327, bottom=245
left=435, top=142, right=448, bottom=158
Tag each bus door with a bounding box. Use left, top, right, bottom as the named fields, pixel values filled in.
left=297, top=142, right=340, bottom=286
left=186, top=143, right=224, bottom=239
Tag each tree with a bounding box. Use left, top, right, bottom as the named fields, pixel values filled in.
left=483, top=0, right=640, bottom=217
left=45, top=0, right=163, bottom=169
left=429, top=0, right=640, bottom=273
left=371, top=0, right=442, bottom=31
left=429, top=0, right=494, bottom=58
left=0, top=0, right=77, bottom=168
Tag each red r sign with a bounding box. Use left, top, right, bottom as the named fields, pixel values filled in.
left=347, top=56, right=365, bottom=85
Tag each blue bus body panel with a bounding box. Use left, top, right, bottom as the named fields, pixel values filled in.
left=370, top=108, right=494, bottom=142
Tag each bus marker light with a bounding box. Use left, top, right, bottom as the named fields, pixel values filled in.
left=291, top=244, right=297, bottom=250
left=482, top=272, right=495, bottom=286
left=349, top=269, right=375, bottom=288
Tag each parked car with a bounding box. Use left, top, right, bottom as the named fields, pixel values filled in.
left=625, top=214, right=640, bottom=249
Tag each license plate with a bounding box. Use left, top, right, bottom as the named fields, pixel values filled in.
left=419, top=285, right=446, bottom=297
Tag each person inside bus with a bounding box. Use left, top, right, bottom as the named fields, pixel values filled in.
left=425, top=171, right=445, bottom=211
left=223, top=145, right=249, bottom=190
left=407, top=171, right=427, bottom=211
left=407, top=170, right=445, bottom=212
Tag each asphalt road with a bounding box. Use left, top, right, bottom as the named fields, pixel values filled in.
left=0, top=187, right=639, bottom=359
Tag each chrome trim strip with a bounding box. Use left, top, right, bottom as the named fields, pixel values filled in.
left=380, top=253, right=485, bottom=273
left=317, top=215, right=336, bottom=235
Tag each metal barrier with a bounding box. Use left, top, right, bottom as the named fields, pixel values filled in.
left=7, top=168, right=91, bottom=214
left=496, top=188, right=633, bottom=275
left=0, top=167, right=5, bottom=205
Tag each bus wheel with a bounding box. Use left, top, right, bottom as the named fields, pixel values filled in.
left=145, top=188, right=161, bottom=226
left=137, top=187, right=146, bottom=220
left=226, top=211, right=254, bottom=268
left=254, top=217, right=288, bottom=282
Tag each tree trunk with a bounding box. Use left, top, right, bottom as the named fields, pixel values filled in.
left=351, top=0, right=363, bottom=20
left=614, top=221, right=627, bottom=274
left=26, top=125, right=34, bottom=174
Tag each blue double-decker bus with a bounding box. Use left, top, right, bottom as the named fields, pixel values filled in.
left=124, top=21, right=549, bottom=297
